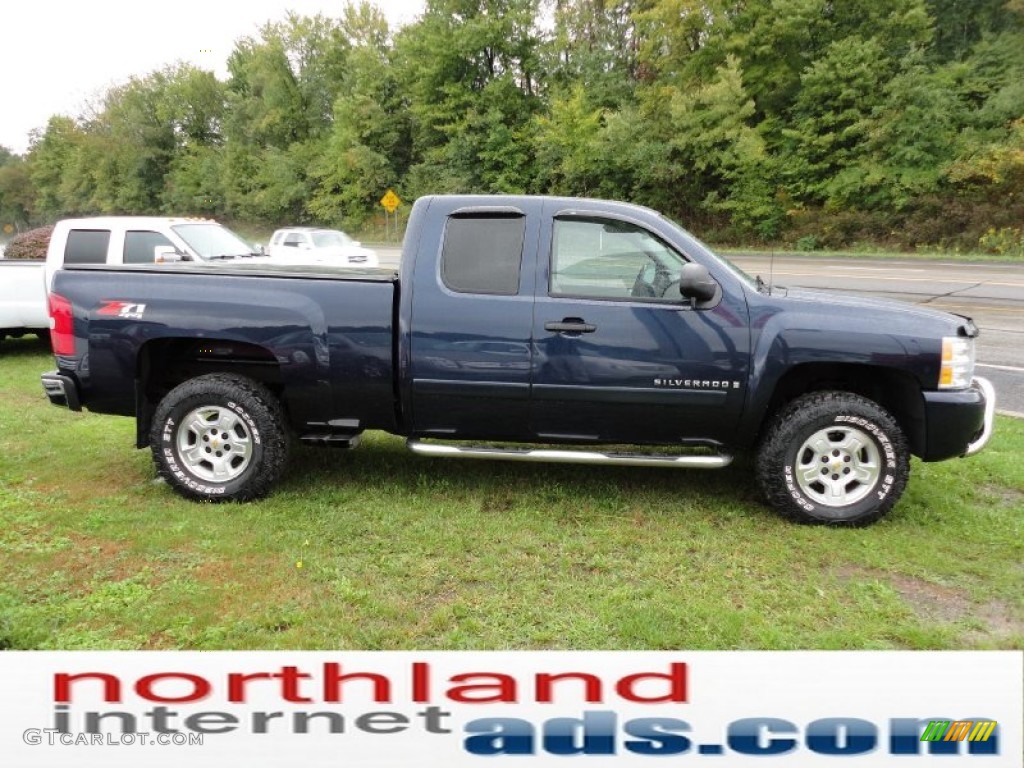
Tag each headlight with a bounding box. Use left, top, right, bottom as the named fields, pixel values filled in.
left=939, top=336, right=975, bottom=389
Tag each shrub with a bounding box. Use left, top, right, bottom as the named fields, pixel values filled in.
left=3, top=226, right=53, bottom=260
left=795, top=235, right=820, bottom=251
left=978, top=227, right=1024, bottom=258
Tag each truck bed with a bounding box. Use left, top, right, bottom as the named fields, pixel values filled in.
left=51, top=264, right=400, bottom=434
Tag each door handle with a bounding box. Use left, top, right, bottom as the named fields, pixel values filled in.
left=545, top=319, right=597, bottom=334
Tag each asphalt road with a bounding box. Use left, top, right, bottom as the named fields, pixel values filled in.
left=375, top=246, right=1023, bottom=413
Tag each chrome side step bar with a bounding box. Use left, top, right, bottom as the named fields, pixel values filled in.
left=407, top=439, right=732, bottom=469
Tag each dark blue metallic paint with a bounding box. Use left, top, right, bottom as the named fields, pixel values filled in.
left=48, top=194, right=988, bottom=462
left=53, top=267, right=397, bottom=433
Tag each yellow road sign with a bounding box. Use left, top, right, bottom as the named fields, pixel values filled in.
left=2, top=224, right=12, bottom=235
left=380, top=189, right=401, bottom=213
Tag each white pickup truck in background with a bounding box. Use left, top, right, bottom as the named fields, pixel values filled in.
left=41, top=216, right=265, bottom=289
left=0, top=258, right=48, bottom=343
left=1, top=217, right=262, bottom=346
left=267, top=227, right=379, bottom=267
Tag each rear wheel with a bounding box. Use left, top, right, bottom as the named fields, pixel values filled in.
left=755, top=391, right=909, bottom=525
left=150, top=374, right=288, bottom=502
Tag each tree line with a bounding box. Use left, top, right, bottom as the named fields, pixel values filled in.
left=1, top=0, right=1022, bottom=252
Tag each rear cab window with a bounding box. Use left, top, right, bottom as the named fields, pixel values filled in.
left=64, top=230, right=111, bottom=265
left=441, top=214, right=526, bottom=295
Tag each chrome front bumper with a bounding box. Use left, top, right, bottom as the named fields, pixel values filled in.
left=965, top=376, right=995, bottom=456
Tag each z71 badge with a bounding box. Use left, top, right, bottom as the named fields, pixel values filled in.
left=97, top=301, right=147, bottom=320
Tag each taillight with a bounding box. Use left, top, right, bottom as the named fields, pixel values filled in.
left=49, top=292, right=75, bottom=356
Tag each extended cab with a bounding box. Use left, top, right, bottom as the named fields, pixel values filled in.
left=40, top=196, right=995, bottom=525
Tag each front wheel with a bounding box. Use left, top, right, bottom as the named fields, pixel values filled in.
left=755, top=391, right=909, bottom=525
left=150, top=374, right=289, bottom=502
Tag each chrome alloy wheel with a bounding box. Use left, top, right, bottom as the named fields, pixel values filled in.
left=794, top=425, right=881, bottom=507
left=175, top=406, right=253, bottom=483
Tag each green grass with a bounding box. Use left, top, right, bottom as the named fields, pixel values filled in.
left=1, top=336, right=1021, bottom=650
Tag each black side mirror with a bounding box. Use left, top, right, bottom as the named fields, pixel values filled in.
left=678, top=263, right=718, bottom=303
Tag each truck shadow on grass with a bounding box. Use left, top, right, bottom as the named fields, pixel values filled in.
left=279, top=437, right=766, bottom=524
left=0, top=333, right=50, bottom=357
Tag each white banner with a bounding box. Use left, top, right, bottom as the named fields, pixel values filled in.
left=0, top=651, right=1020, bottom=766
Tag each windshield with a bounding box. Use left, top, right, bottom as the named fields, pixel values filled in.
left=172, top=223, right=254, bottom=259
left=311, top=231, right=353, bottom=248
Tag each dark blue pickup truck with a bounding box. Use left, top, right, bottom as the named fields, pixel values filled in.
left=41, top=196, right=994, bottom=525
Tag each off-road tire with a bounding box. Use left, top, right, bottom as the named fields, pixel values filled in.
left=150, top=374, right=288, bottom=502
left=755, top=391, right=909, bottom=526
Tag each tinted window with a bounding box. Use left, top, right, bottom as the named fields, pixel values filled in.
left=550, top=217, right=687, bottom=301
left=441, top=215, right=525, bottom=295
left=283, top=233, right=305, bottom=247
left=124, top=230, right=173, bottom=264
left=64, top=230, right=110, bottom=265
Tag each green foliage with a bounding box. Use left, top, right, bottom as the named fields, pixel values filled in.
left=783, top=36, right=889, bottom=205
left=860, top=55, right=961, bottom=208
left=979, top=226, right=1024, bottom=257
left=163, top=144, right=226, bottom=217
left=27, top=116, right=86, bottom=218
left=8, top=0, right=1024, bottom=246
left=548, top=0, right=647, bottom=109
left=795, top=234, right=820, bottom=251
left=395, top=0, right=542, bottom=198
left=308, top=4, right=412, bottom=227
left=533, top=86, right=606, bottom=195
left=926, top=0, right=1015, bottom=61
left=665, top=56, right=780, bottom=236
left=0, top=151, right=33, bottom=228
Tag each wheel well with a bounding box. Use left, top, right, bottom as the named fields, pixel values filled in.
left=760, top=364, right=926, bottom=457
left=135, top=338, right=283, bottom=447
